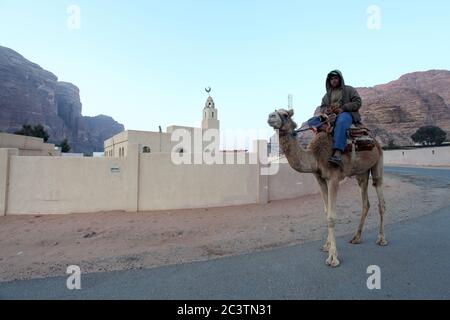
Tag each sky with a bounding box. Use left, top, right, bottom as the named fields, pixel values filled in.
left=1, top=0, right=449, bottom=147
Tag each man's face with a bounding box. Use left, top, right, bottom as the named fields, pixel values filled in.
left=330, top=76, right=341, bottom=89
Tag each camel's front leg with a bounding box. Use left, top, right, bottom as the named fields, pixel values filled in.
left=314, top=175, right=330, bottom=252
left=325, top=179, right=340, bottom=267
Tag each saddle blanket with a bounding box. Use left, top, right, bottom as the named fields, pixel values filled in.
left=344, top=126, right=376, bottom=154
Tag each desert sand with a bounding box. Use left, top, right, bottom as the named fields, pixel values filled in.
left=1, top=173, right=449, bottom=282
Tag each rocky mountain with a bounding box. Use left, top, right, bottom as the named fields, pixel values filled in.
left=357, top=70, right=450, bottom=145
left=310, top=70, right=450, bottom=146
left=0, top=46, right=124, bottom=154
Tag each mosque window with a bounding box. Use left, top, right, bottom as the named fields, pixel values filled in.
left=143, top=146, right=151, bottom=153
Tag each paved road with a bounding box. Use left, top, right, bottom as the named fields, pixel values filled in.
left=384, top=166, right=450, bottom=189
left=1, top=166, right=449, bottom=299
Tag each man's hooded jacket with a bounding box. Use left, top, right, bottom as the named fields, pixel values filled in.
left=320, top=70, right=362, bottom=124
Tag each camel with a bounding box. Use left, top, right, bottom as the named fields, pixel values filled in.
left=267, top=109, right=387, bottom=267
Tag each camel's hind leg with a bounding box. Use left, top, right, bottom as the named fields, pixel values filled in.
left=314, top=174, right=330, bottom=252
left=325, top=178, right=340, bottom=267
left=350, top=171, right=370, bottom=244
left=371, top=157, right=388, bottom=246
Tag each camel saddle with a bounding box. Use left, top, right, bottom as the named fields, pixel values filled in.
left=312, top=115, right=376, bottom=154
left=344, top=125, right=376, bottom=154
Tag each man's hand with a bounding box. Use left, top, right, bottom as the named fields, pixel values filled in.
left=324, top=106, right=334, bottom=115
left=334, top=107, right=343, bottom=114
left=320, top=113, right=336, bottom=131
left=331, top=105, right=343, bottom=114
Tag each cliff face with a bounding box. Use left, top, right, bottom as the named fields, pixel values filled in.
left=73, top=115, right=124, bottom=155
left=312, top=70, right=450, bottom=146
left=0, top=46, right=124, bottom=154
left=358, top=70, right=450, bottom=145
left=374, top=70, right=450, bottom=105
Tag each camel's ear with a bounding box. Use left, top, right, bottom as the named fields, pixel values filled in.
left=288, top=109, right=294, bottom=117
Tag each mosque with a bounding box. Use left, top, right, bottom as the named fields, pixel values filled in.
left=104, top=94, right=220, bottom=157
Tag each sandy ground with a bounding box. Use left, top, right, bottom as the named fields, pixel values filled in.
left=1, top=173, right=450, bottom=282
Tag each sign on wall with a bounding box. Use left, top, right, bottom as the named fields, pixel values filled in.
left=110, top=165, right=121, bottom=173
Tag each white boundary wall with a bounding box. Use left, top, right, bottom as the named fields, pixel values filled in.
left=1, top=142, right=319, bottom=216
left=384, top=146, right=450, bottom=167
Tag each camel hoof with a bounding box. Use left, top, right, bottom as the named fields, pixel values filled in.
left=326, top=255, right=340, bottom=268
left=350, top=236, right=361, bottom=244
left=376, top=236, right=388, bottom=246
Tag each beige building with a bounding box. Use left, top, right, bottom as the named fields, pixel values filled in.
left=104, top=95, right=220, bottom=157
left=0, top=132, right=61, bottom=156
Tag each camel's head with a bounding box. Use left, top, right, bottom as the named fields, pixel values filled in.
left=267, top=109, right=297, bottom=132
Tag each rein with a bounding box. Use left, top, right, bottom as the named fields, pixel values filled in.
left=275, top=110, right=331, bottom=137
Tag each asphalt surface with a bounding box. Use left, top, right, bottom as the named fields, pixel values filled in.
left=1, top=166, right=449, bottom=300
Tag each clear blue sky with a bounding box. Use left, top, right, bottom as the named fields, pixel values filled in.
left=1, top=0, right=449, bottom=144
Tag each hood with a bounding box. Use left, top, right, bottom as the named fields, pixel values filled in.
left=326, top=69, right=345, bottom=93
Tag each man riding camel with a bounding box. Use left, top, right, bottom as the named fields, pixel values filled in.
left=319, top=70, right=362, bottom=167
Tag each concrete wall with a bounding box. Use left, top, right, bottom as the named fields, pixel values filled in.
left=7, top=156, right=129, bottom=215
left=0, top=132, right=60, bottom=156
left=1, top=142, right=320, bottom=216
left=268, top=162, right=318, bottom=201
left=0, top=149, right=19, bottom=215
left=384, top=146, right=450, bottom=167
left=138, top=153, right=259, bottom=211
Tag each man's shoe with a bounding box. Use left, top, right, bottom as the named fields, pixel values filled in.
left=328, top=155, right=343, bottom=168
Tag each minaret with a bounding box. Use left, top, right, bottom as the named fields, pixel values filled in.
left=202, top=92, right=220, bottom=131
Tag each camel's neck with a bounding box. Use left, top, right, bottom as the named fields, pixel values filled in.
left=278, top=131, right=317, bottom=173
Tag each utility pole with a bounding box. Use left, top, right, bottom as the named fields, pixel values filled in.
left=288, top=94, right=293, bottom=110
left=159, top=126, right=162, bottom=152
